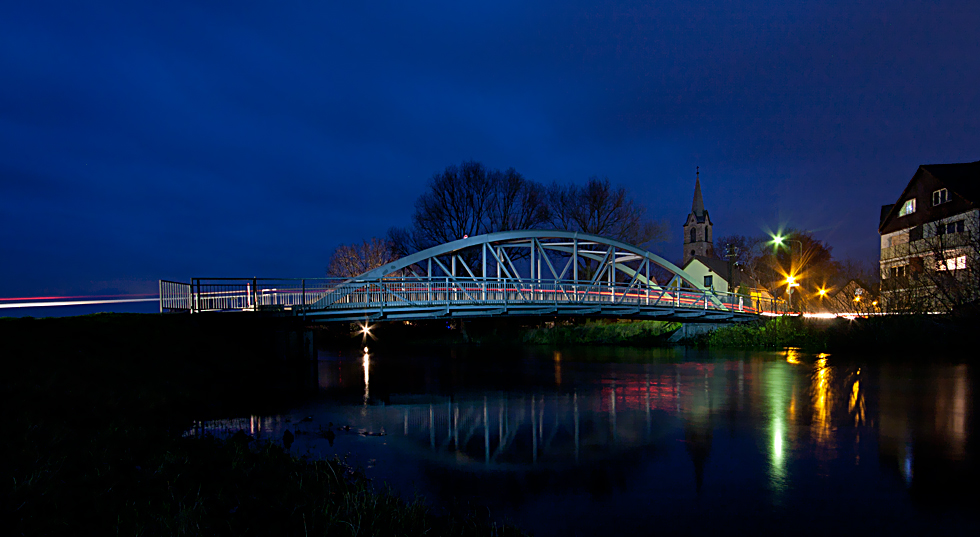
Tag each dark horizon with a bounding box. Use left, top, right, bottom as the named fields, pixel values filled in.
left=3, top=1, right=978, bottom=300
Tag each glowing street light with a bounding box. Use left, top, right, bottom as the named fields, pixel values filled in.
left=785, top=275, right=801, bottom=311
left=771, top=234, right=803, bottom=255
left=771, top=233, right=805, bottom=312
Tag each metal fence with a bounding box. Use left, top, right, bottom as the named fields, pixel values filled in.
left=159, top=280, right=192, bottom=312
left=161, top=277, right=785, bottom=318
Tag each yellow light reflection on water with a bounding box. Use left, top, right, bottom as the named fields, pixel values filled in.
left=849, top=370, right=866, bottom=426
left=785, top=347, right=801, bottom=365
left=362, top=352, right=370, bottom=405
left=554, top=351, right=562, bottom=386
left=810, top=357, right=837, bottom=457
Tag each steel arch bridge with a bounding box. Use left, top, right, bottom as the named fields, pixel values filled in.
left=160, top=230, right=782, bottom=322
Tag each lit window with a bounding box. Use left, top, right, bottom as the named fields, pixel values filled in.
left=932, top=188, right=948, bottom=206
left=938, top=255, right=967, bottom=271
left=704, top=275, right=713, bottom=288
left=899, top=198, right=916, bottom=216
left=889, top=265, right=908, bottom=278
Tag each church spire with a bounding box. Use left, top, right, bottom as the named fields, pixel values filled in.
left=692, top=166, right=704, bottom=217
left=682, top=166, right=713, bottom=265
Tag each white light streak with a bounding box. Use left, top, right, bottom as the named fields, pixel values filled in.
left=0, top=298, right=158, bottom=309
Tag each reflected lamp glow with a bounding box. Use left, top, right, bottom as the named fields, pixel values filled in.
left=362, top=352, right=370, bottom=405
left=767, top=367, right=790, bottom=496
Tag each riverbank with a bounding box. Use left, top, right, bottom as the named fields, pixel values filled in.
left=693, top=313, right=980, bottom=353
left=2, top=314, right=524, bottom=536
left=334, top=318, right=681, bottom=348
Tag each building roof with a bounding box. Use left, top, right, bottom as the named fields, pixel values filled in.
left=689, top=255, right=729, bottom=277
left=879, top=160, right=980, bottom=233
left=684, top=255, right=764, bottom=289
left=920, top=160, right=980, bottom=202
left=879, top=204, right=894, bottom=228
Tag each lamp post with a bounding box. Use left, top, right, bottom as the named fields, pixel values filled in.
left=772, top=234, right=805, bottom=312
left=772, top=235, right=803, bottom=257
left=785, top=276, right=801, bottom=311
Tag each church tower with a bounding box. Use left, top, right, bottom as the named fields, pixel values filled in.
left=682, top=168, right=713, bottom=265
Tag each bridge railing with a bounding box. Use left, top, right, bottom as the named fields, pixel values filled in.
left=159, top=280, right=192, bottom=312
left=171, top=277, right=785, bottom=316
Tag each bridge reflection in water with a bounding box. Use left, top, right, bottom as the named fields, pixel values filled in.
left=183, top=347, right=975, bottom=536
left=313, top=351, right=690, bottom=470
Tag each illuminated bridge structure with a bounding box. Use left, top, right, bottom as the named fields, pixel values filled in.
left=160, top=230, right=783, bottom=322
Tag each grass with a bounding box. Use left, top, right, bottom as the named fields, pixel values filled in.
left=696, top=313, right=979, bottom=353
left=2, top=313, right=526, bottom=536
left=521, top=319, right=680, bottom=346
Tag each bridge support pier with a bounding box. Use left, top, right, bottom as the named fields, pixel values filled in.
left=667, top=322, right=727, bottom=343
left=274, top=324, right=315, bottom=362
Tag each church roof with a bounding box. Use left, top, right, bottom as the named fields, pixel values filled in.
left=683, top=255, right=764, bottom=289
left=692, top=175, right=705, bottom=217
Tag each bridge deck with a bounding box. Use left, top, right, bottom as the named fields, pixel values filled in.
left=160, top=277, right=782, bottom=323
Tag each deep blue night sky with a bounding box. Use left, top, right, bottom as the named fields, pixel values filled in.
left=2, top=1, right=979, bottom=299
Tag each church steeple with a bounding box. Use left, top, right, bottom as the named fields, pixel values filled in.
left=692, top=167, right=705, bottom=217
left=682, top=167, right=714, bottom=266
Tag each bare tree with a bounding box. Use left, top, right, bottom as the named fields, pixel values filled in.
left=389, top=160, right=550, bottom=255
left=889, top=217, right=980, bottom=313
left=545, top=176, right=668, bottom=280
left=546, top=176, right=667, bottom=246
left=327, top=237, right=397, bottom=278
left=489, top=167, right=549, bottom=232
left=714, top=235, right=764, bottom=264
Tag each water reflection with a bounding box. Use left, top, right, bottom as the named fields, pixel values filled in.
left=362, top=351, right=370, bottom=405
left=767, top=352, right=793, bottom=496
left=187, top=347, right=977, bottom=536
left=810, top=355, right=835, bottom=457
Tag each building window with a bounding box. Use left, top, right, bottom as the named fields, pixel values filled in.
left=910, top=256, right=924, bottom=273
left=938, top=255, right=967, bottom=271
left=690, top=228, right=697, bottom=243
left=899, top=198, right=916, bottom=216
left=704, top=275, right=713, bottom=288
left=889, top=265, right=908, bottom=279
left=932, top=188, right=948, bottom=206
left=937, top=220, right=966, bottom=235
left=910, top=225, right=923, bottom=241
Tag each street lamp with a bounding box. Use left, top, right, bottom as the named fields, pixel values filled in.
left=772, top=234, right=805, bottom=312
left=772, top=234, right=803, bottom=257
left=785, top=275, right=801, bottom=311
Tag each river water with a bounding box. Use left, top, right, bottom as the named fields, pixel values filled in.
left=188, top=346, right=977, bottom=536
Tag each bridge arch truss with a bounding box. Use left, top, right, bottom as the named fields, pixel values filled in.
left=165, top=231, right=782, bottom=322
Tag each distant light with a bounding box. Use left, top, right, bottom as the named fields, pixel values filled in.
left=818, top=288, right=827, bottom=296
left=363, top=346, right=369, bottom=353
